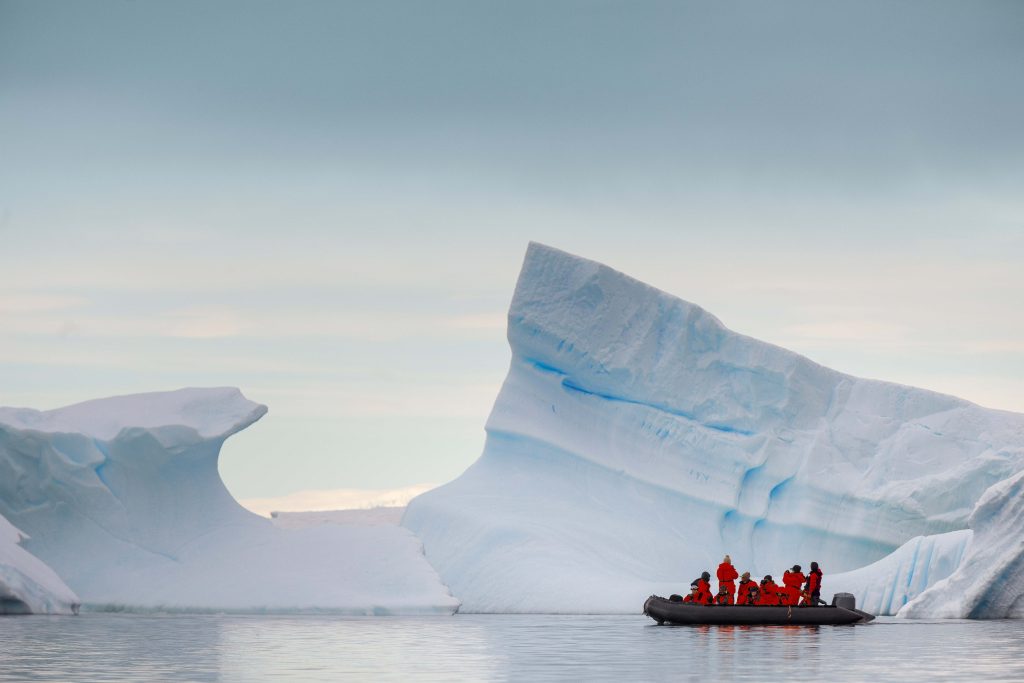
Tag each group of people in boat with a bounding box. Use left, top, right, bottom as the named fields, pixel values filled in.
left=679, top=555, right=823, bottom=607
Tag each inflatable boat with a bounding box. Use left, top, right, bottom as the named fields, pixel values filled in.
left=643, top=593, right=874, bottom=626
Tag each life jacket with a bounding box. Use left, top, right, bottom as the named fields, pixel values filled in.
left=735, top=579, right=753, bottom=605
left=805, top=569, right=822, bottom=594
left=714, top=592, right=733, bottom=605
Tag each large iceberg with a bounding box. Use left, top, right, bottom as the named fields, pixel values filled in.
left=403, top=243, right=1024, bottom=617
left=0, top=388, right=458, bottom=613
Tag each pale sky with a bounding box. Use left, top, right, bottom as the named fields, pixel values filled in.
left=1, top=1, right=1022, bottom=502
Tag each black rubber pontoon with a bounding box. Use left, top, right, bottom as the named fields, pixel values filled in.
left=643, top=595, right=874, bottom=626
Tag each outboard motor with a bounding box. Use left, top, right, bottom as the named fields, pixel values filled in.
left=832, top=592, right=857, bottom=610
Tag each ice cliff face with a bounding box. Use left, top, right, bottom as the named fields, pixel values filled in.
left=403, top=243, right=1024, bottom=616
left=0, top=388, right=458, bottom=613
left=1, top=513, right=79, bottom=614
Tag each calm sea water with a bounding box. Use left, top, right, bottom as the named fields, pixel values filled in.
left=1, top=613, right=1021, bottom=682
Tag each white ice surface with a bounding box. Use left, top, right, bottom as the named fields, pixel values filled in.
left=0, top=513, right=80, bottom=614
left=403, top=243, right=1024, bottom=616
left=0, top=389, right=457, bottom=614
left=0, top=387, right=265, bottom=441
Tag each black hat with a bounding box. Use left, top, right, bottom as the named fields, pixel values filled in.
left=811, top=562, right=819, bottom=571
left=701, top=571, right=711, bottom=580
left=762, top=575, right=773, bottom=583
left=793, top=565, right=801, bottom=572
left=691, top=579, right=700, bottom=587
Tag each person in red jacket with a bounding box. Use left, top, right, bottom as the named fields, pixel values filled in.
left=714, top=586, right=733, bottom=605
left=802, top=562, right=823, bottom=605
left=691, top=571, right=713, bottom=605
left=758, top=576, right=783, bottom=605
left=683, top=585, right=701, bottom=603
left=735, top=572, right=755, bottom=605
left=781, top=568, right=794, bottom=603
left=782, top=565, right=806, bottom=605
left=746, top=584, right=761, bottom=606
left=717, top=555, right=739, bottom=602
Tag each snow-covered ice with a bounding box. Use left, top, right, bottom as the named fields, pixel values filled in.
left=0, top=388, right=458, bottom=614
left=0, top=513, right=79, bottom=614
left=403, top=243, right=1024, bottom=617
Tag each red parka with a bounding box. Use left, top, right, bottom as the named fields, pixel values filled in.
left=694, top=578, right=713, bottom=605
left=782, top=570, right=805, bottom=605
left=714, top=592, right=733, bottom=605
left=735, top=579, right=755, bottom=605
left=717, top=562, right=739, bottom=599
left=758, top=580, right=783, bottom=606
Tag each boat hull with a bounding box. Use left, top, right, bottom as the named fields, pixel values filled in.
left=643, top=596, right=874, bottom=626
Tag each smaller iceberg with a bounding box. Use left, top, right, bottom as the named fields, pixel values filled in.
left=0, top=388, right=458, bottom=614
left=900, top=470, right=1024, bottom=619
left=828, top=530, right=971, bottom=616
left=831, top=469, right=1024, bottom=619
left=0, top=513, right=80, bottom=615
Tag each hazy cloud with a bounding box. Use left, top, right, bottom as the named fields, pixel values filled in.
left=2, top=0, right=1021, bottom=499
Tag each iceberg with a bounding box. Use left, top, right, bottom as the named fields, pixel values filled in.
left=827, top=530, right=971, bottom=616
left=403, top=243, right=1024, bottom=617
left=901, top=469, right=1024, bottom=618
left=1, top=513, right=80, bottom=614
left=0, top=388, right=458, bottom=613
